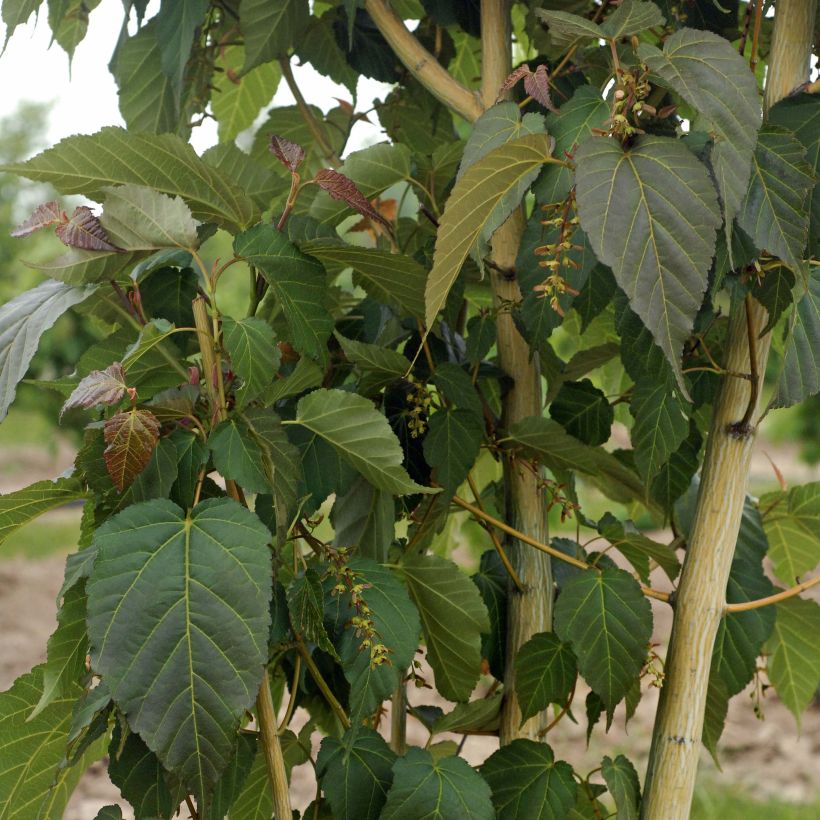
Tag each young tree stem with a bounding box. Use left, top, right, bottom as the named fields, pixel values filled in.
left=256, top=675, right=293, bottom=820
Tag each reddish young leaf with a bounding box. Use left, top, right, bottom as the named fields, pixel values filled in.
left=11, top=201, right=65, bottom=238
left=269, top=135, right=306, bottom=172
left=61, top=363, right=128, bottom=418
left=103, top=408, right=160, bottom=491
left=56, top=206, right=124, bottom=253
left=313, top=169, right=393, bottom=233
left=498, top=65, right=532, bottom=101
left=524, top=64, right=556, bottom=112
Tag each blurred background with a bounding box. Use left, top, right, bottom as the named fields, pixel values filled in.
left=0, top=2, right=818, bottom=818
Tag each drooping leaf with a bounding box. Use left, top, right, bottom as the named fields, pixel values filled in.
left=61, top=362, right=127, bottom=418
left=239, top=0, right=310, bottom=73
left=382, top=747, right=494, bottom=820
left=0, top=279, right=96, bottom=422
left=47, top=0, right=101, bottom=60
left=738, top=126, right=814, bottom=271
left=212, top=46, right=281, bottom=143
left=11, top=200, right=64, bottom=237
left=597, top=513, right=680, bottom=583
left=471, top=550, right=507, bottom=681
left=296, top=11, right=358, bottom=95
left=316, top=728, right=397, bottom=820
left=101, top=184, right=200, bottom=251
left=774, top=268, right=820, bottom=408
left=291, top=388, right=435, bottom=496
left=759, top=482, right=820, bottom=585
left=514, top=632, right=577, bottom=723
left=752, top=266, right=796, bottom=336
left=505, top=416, right=600, bottom=476
left=482, top=739, right=577, bottom=820
left=554, top=568, right=653, bottom=711
left=549, top=379, right=613, bottom=447
left=86, top=498, right=272, bottom=797
left=425, top=133, right=555, bottom=327
left=2, top=0, right=41, bottom=46
left=401, top=552, right=490, bottom=702
left=422, top=409, right=483, bottom=495
left=764, top=596, right=820, bottom=729
left=431, top=693, right=502, bottom=735
left=103, top=407, right=160, bottom=492
left=575, top=135, right=720, bottom=391
left=702, top=674, right=729, bottom=764
left=2, top=127, right=256, bottom=231
left=154, top=0, right=208, bottom=96
left=601, top=754, right=641, bottom=820
left=234, top=223, right=333, bottom=362
left=222, top=316, right=280, bottom=408
left=302, top=241, right=427, bottom=319
left=0, top=477, right=86, bottom=548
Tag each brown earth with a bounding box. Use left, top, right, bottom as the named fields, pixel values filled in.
left=0, top=437, right=817, bottom=818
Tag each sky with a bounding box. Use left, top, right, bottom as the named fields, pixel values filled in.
left=0, top=0, right=392, bottom=158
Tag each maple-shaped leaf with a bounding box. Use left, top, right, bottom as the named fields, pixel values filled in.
left=313, top=169, right=393, bottom=233
left=61, top=363, right=129, bottom=419
left=11, top=202, right=65, bottom=238
left=269, top=135, right=306, bottom=172
left=103, top=408, right=160, bottom=491
left=56, top=206, right=124, bottom=253
left=498, top=64, right=556, bottom=111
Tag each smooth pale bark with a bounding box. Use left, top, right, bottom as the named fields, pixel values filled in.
left=641, top=2, right=817, bottom=816
left=481, top=0, right=553, bottom=743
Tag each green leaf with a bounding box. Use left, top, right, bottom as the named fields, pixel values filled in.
left=759, top=482, right=820, bottom=584
left=222, top=316, right=280, bottom=408
left=332, top=476, right=395, bottom=562
left=29, top=581, right=88, bottom=719
left=423, top=409, right=483, bottom=495
left=100, top=183, right=200, bottom=251
left=155, top=0, right=208, bottom=95
left=296, top=12, right=358, bottom=96
left=601, top=754, right=640, bottom=820
left=600, top=0, right=664, bottom=39
left=291, top=388, right=435, bottom=496
left=0, top=279, right=96, bottom=422
left=765, top=596, right=820, bottom=729
left=465, top=313, right=496, bottom=365
left=112, top=19, right=177, bottom=134
left=209, top=418, right=270, bottom=494
left=288, top=567, right=337, bottom=657
left=26, top=247, right=142, bottom=286
left=432, top=363, right=483, bottom=421
left=425, top=133, right=555, bottom=327
left=768, top=93, right=820, bottom=259
left=638, top=28, right=760, bottom=232
left=208, top=732, right=257, bottom=819
left=202, top=143, right=282, bottom=214
left=401, top=552, right=490, bottom=702
left=482, top=739, right=577, bottom=820
left=226, top=739, right=274, bottom=819
left=263, top=357, right=324, bottom=404
left=534, top=86, right=609, bottom=205
left=316, top=728, right=397, bottom=820
left=239, top=0, right=309, bottom=73
left=335, top=332, right=411, bottom=394
left=212, top=46, right=281, bottom=142
left=430, top=693, right=502, bottom=735
left=86, top=498, right=273, bottom=797
left=630, top=374, right=689, bottom=484
left=460, top=102, right=544, bottom=174
left=554, top=568, right=653, bottom=711
left=597, top=513, right=680, bottom=583
left=2, top=127, right=256, bottom=231
left=48, top=0, right=100, bottom=60
left=712, top=556, right=775, bottom=696
left=303, top=241, right=427, bottom=320
left=471, top=550, right=507, bottom=681
left=702, top=674, right=729, bottom=764
left=234, top=224, right=333, bottom=362
left=550, top=380, right=613, bottom=447
left=774, top=268, right=820, bottom=408
left=534, top=9, right=603, bottom=48
left=575, top=135, right=720, bottom=392
left=2, top=0, right=41, bottom=46
left=514, top=632, right=577, bottom=723
left=0, top=477, right=85, bottom=548
left=107, top=725, right=176, bottom=820
left=382, top=747, right=494, bottom=820
left=738, top=126, right=814, bottom=271
left=506, top=416, right=601, bottom=476
left=93, top=807, right=123, bottom=820
left=752, top=266, right=796, bottom=335
left=0, top=667, right=100, bottom=820
left=170, top=431, right=209, bottom=510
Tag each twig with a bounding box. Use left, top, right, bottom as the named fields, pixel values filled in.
left=750, top=0, right=765, bottom=74
left=725, top=576, right=820, bottom=613
left=537, top=678, right=576, bottom=737
left=185, top=795, right=199, bottom=819
left=278, top=654, right=302, bottom=734
left=297, top=641, right=352, bottom=729
left=730, top=294, right=760, bottom=435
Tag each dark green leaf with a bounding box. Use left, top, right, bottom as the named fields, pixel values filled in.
left=506, top=416, right=601, bottom=475
left=332, top=476, right=395, bottom=562
left=482, top=739, right=577, bottom=820
left=601, top=754, right=640, bottom=820
left=752, top=266, right=796, bottom=335
left=264, top=357, right=324, bottom=404
left=431, top=693, right=502, bottom=735
left=597, top=513, right=680, bottom=583
left=207, top=732, right=258, bottom=819
left=154, top=0, right=208, bottom=96
left=423, top=409, right=483, bottom=495
left=170, top=430, right=209, bottom=510
left=600, top=0, right=664, bottom=39
left=202, top=143, right=282, bottom=214
left=222, top=316, right=280, bottom=408
left=288, top=568, right=337, bottom=657
left=382, top=747, right=494, bottom=819
left=550, top=380, right=613, bottom=447
left=86, top=498, right=273, bottom=797
left=554, top=568, right=653, bottom=711
left=209, top=418, right=269, bottom=494
left=240, top=0, right=309, bottom=73
left=335, top=332, right=411, bottom=394
left=401, top=552, right=490, bottom=702
left=471, top=550, right=507, bottom=681
left=514, top=632, right=577, bottom=723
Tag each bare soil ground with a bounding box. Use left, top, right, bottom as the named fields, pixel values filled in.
left=1, top=437, right=817, bottom=818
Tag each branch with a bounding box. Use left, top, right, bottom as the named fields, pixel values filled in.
left=451, top=496, right=671, bottom=603
left=364, top=0, right=483, bottom=122
left=725, top=576, right=820, bottom=613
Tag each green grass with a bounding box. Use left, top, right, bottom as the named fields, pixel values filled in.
left=1, top=514, right=82, bottom=560
left=691, top=783, right=820, bottom=820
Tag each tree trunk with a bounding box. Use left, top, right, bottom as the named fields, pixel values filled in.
left=481, top=0, right=553, bottom=743
left=641, top=2, right=817, bottom=815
